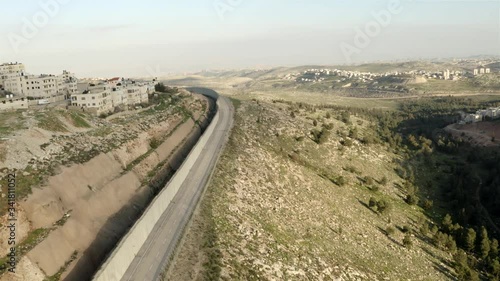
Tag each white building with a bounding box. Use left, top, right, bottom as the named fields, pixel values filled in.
left=0, top=96, right=28, bottom=111
left=0, top=62, right=25, bottom=88
left=111, top=88, right=128, bottom=108
left=125, top=85, right=149, bottom=105
left=443, top=69, right=450, bottom=80
left=4, top=70, right=77, bottom=101
left=70, top=85, right=113, bottom=115
left=70, top=78, right=154, bottom=115
left=464, top=114, right=482, bottom=123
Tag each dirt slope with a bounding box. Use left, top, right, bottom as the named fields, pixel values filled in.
left=0, top=92, right=212, bottom=280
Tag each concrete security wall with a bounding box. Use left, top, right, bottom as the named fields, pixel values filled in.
left=93, top=97, right=220, bottom=281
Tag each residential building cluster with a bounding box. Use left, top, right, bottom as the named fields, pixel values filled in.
left=0, top=62, right=78, bottom=102
left=473, top=67, right=491, bottom=76
left=70, top=77, right=154, bottom=115
left=283, top=62, right=498, bottom=85
left=460, top=107, right=500, bottom=124
left=284, top=68, right=468, bottom=84
left=284, top=68, right=382, bottom=83
left=0, top=62, right=155, bottom=114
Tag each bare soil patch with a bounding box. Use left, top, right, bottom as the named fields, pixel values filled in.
left=445, top=121, right=500, bottom=147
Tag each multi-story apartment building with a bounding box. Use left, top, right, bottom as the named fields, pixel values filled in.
left=111, top=88, right=128, bottom=108
left=0, top=62, right=25, bottom=88
left=70, top=85, right=113, bottom=115
left=125, top=86, right=149, bottom=105
left=4, top=71, right=78, bottom=101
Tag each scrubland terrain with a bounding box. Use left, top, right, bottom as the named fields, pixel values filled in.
left=166, top=99, right=457, bottom=280
left=165, top=64, right=500, bottom=281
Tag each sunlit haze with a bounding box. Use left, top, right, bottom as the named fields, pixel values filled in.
left=1, top=0, right=499, bottom=77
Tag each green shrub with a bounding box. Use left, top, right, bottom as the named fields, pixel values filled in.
left=150, top=137, right=161, bottom=149
left=386, top=226, right=396, bottom=236
left=403, top=234, right=413, bottom=248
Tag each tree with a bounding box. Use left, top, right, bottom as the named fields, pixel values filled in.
left=386, top=226, right=395, bottom=236
left=349, top=127, right=358, bottom=139
left=442, top=214, right=453, bottom=233
left=368, top=197, right=377, bottom=208
left=362, top=134, right=376, bottom=145
left=335, top=176, right=346, bottom=187
left=454, top=249, right=468, bottom=268
left=310, top=128, right=330, bottom=145
left=377, top=199, right=391, bottom=215
left=454, top=249, right=481, bottom=281
left=155, top=83, right=167, bottom=92
left=464, top=269, right=480, bottom=281
left=341, top=111, right=351, bottom=124
left=325, top=112, right=331, bottom=119
left=149, top=137, right=161, bottom=149
left=342, top=139, right=353, bottom=147
left=445, top=235, right=458, bottom=253
left=491, top=239, right=499, bottom=257
left=403, top=234, right=413, bottom=248
left=434, top=231, right=448, bottom=248
left=408, top=134, right=419, bottom=149
left=364, top=176, right=374, bottom=185
left=420, top=222, right=429, bottom=236
left=380, top=176, right=388, bottom=186
left=489, top=259, right=500, bottom=279
left=423, top=199, right=433, bottom=210
left=313, top=120, right=318, bottom=126
left=318, top=128, right=330, bottom=144
left=465, top=228, right=477, bottom=252
left=406, top=194, right=418, bottom=205
left=479, top=226, right=491, bottom=259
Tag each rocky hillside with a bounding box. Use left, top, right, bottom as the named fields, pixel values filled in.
left=166, top=99, right=457, bottom=280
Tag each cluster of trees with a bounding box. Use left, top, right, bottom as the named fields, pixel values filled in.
left=368, top=197, right=391, bottom=215
left=420, top=213, right=500, bottom=280
left=273, top=97, right=500, bottom=279
left=341, top=96, right=500, bottom=279
left=310, top=127, right=331, bottom=144
left=154, top=83, right=178, bottom=94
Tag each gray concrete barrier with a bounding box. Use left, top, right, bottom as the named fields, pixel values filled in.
left=92, top=96, right=220, bottom=281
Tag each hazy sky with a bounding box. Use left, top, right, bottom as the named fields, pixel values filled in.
left=1, top=0, right=499, bottom=77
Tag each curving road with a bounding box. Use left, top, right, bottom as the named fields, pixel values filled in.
left=119, top=94, right=234, bottom=281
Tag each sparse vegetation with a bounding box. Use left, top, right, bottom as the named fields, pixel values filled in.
left=167, top=96, right=489, bottom=280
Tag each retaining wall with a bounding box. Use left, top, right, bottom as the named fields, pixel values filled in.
left=92, top=98, right=220, bottom=281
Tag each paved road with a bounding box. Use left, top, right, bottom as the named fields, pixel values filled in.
left=120, top=95, right=234, bottom=281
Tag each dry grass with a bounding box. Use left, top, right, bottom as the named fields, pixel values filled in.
left=166, top=99, right=456, bottom=280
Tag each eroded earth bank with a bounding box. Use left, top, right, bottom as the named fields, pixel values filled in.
left=0, top=90, right=215, bottom=281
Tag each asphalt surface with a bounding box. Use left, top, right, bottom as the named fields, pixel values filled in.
left=120, top=95, right=234, bottom=281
